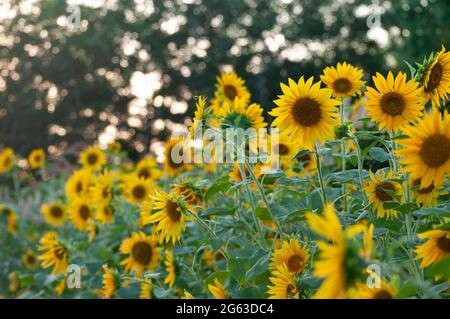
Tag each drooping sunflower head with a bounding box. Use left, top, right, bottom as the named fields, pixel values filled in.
left=28, top=148, right=46, bottom=170
left=101, top=264, right=120, bottom=299
left=397, top=109, right=450, bottom=188
left=270, top=77, right=340, bottom=150
left=136, top=157, right=161, bottom=181
left=267, top=264, right=300, bottom=299
left=65, top=169, right=94, bottom=200
left=365, top=169, right=403, bottom=219
left=208, top=278, right=227, bottom=299
left=415, top=229, right=450, bottom=268
left=321, top=62, right=366, bottom=98
left=270, top=238, right=310, bottom=275
left=68, top=196, right=93, bottom=232
left=212, top=71, right=251, bottom=116
left=164, top=250, right=176, bottom=288
left=37, top=231, right=68, bottom=275
left=41, top=201, right=66, bottom=226
left=120, top=231, right=160, bottom=276
left=365, top=71, right=424, bottom=133
left=23, top=251, right=37, bottom=269
left=125, top=174, right=153, bottom=205
left=79, top=146, right=106, bottom=171
left=418, top=46, right=450, bottom=107
left=90, top=170, right=115, bottom=205
left=0, top=147, right=14, bottom=174
left=171, top=180, right=203, bottom=210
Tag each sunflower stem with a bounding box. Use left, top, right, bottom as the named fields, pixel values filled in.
left=314, top=145, right=328, bottom=206
left=340, top=98, right=347, bottom=212
left=186, top=209, right=217, bottom=239
left=351, top=134, right=368, bottom=206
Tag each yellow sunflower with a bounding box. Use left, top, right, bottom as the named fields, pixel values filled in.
left=321, top=62, right=365, bottom=98
left=350, top=280, right=397, bottom=299
left=270, top=239, right=309, bottom=275
left=139, top=278, right=152, bottom=299
left=208, top=278, right=227, bottom=299
left=68, top=196, right=93, bottom=232
left=365, top=169, right=403, bottom=219
left=410, top=177, right=444, bottom=208
left=228, top=161, right=262, bottom=183
left=293, top=150, right=317, bottom=177
left=172, top=181, right=203, bottom=210
left=419, top=46, right=450, bottom=107
left=125, top=175, right=153, bottom=205
left=212, top=71, right=251, bottom=116
left=65, top=169, right=94, bottom=200
left=79, top=146, right=106, bottom=171
left=415, top=229, right=450, bottom=268
left=267, top=264, right=300, bottom=299
left=396, top=109, right=450, bottom=188
left=120, top=231, right=160, bottom=276
left=28, top=148, right=46, bottom=169
left=219, top=97, right=267, bottom=130
left=95, top=203, right=115, bottom=224
left=0, top=147, right=14, bottom=174
left=136, top=157, right=161, bottom=181
left=365, top=71, right=424, bottom=133
left=164, top=250, right=176, bottom=288
left=141, top=191, right=186, bottom=245
left=37, top=231, right=68, bottom=275
left=101, top=264, right=119, bottom=299
left=23, top=251, right=37, bottom=269
left=90, top=170, right=114, bottom=205
left=164, top=138, right=188, bottom=177
left=189, top=96, right=208, bottom=138
left=41, top=201, right=66, bottom=226
left=1, top=206, right=17, bottom=234
left=270, top=76, right=340, bottom=150
left=108, top=141, right=122, bottom=155
left=203, top=250, right=225, bottom=268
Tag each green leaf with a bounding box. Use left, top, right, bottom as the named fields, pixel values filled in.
left=369, top=147, right=390, bottom=162
left=428, top=256, right=450, bottom=280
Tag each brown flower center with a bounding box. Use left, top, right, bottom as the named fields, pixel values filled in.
left=375, top=182, right=395, bottom=202
left=332, top=78, right=352, bottom=94
left=166, top=200, right=181, bottom=222
left=380, top=92, right=405, bottom=116
left=131, top=241, right=153, bottom=265
left=286, top=284, right=297, bottom=298
left=3, top=156, right=11, bottom=167
left=297, top=153, right=311, bottom=165
left=418, top=184, right=435, bottom=194
left=87, top=153, right=98, bottom=165
left=274, top=143, right=290, bottom=156
left=287, top=255, right=304, bottom=273
left=50, top=206, right=63, bottom=218
left=103, top=206, right=113, bottom=216
left=76, top=182, right=83, bottom=194
left=132, top=185, right=146, bottom=200
left=34, top=155, right=42, bottom=163
left=79, top=205, right=90, bottom=220
left=436, top=235, right=450, bottom=253
left=372, top=289, right=393, bottom=299
left=292, top=98, right=322, bottom=127
left=224, top=85, right=238, bottom=100
left=26, top=255, right=36, bottom=264
left=425, top=62, right=443, bottom=92
left=138, top=167, right=151, bottom=179
left=102, top=186, right=110, bottom=199
left=420, top=134, right=450, bottom=168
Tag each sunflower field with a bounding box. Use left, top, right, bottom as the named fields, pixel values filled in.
left=1, top=46, right=450, bottom=300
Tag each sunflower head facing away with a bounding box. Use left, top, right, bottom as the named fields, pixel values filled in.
left=365, top=71, right=424, bottom=133
left=79, top=146, right=106, bottom=171
left=415, top=229, right=450, bottom=268
left=120, top=231, right=161, bottom=277
left=212, top=71, right=251, bottom=116
left=41, top=201, right=66, bottom=226
left=37, top=231, right=68, bottom=275
left=267, top=264, right=300, bottom=299
left=0, top=147, right=14, bottom=174
left=101, top=264, right=120, bottom=299
left=270, top=77, right=340, bottom=150
left=270, top=238, right=310, bottom=275
left=320, top=62, right=365, bottom=98
left=28, top=148, right=46, bottom=169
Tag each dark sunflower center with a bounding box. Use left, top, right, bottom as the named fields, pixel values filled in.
left=333, top=78, right=352, bottom=94
left=50, top=206, right=63, bottom=218
left=34, top=155, right=42, bottom=162
left=131, top=241, right=153, bottom=265
left=102, top=186, right=110, bottom=199
left=132, top=185, right=146, bottom=200
left=380, top=92, right=405, bottom=116
left=79, top=205, right=90, bottom=220
left=224, top=85, right=238, bottom=100
left=420, top=134, right=450, bottom=168
left=436, top=235, right=450, bottom=253
left=425, top=62, right=443, bottom=92
left=138, top=167, right=151, bottom=179
left=27, top=255, right=36, bottom=264
left=103, top=206, right=113, bottom=216
left=168, top=146, right=184, bottom=169
left=418, top=184, right=435, bottom=194
left=87, top=153, right=98, bottom=165
left=375, top=182, right=395, bottom=202
left=292, top=98, right=322, bottom=127
left=373, top=289, right=393, bottom=299
left=166, top=200, right=181, bottom=222
left=275, top=143, right=290, bottom=156
left=3, top=156, right=11, bottom=167
left=287, top=255, right=304, bottom=273
left=286, top=284, right=296, bottom=298
left=297, top=153, right=311, bottom=165
left=76, top=182, right=83, bottom=194
left=214, top=251, right=225, bottom=260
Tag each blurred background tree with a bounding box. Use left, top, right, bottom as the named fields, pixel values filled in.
left=0, top=0, right=448, bottom=162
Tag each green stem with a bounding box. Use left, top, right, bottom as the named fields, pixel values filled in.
left=351, top=134, right=368, bottom=206
left=340, top=98, right=347, bottom=211
left=186, top=209, right=217, bottom=239
left=314, top=145, right=328, bottom=205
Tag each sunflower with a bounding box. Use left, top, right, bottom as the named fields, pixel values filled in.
left=79, top=146, right=106, bottom=171
left=23, top=251, right=37, bottom=269
left=293, top=150, right=317, bottom=177
left=365, top=71, right=424, bottom=133
left=212, top=71, right=251, bottom=116
left=139, top=278, right=152, bottom=299
left=108, top=142, right=122, bottom=155
left=28, top=148, right=46, bottom=169
left=321, top=62, right=365, bottom=98
left=203, top=250, right=225, bottom=268
left=120, top=231, right=160, bottom=276
left=101, top=264, right=119, bottom=299
left=172, top=181, right=203, bottom=210
left=228, top=161, right=262, bottom=183
left=125, top=175, right=153, bottom=205
left=208, top=278, right=227, bottom=299
left=141, top=191, right=186, bottom=245
left=270, top=239, right=309, bottom=275
left=270, top=77, right=340, bottom=150
left=305, top=204, right=365, bottom=299
left=95, top=203, right=114, bottom=224
left=0, top=147, right=14, bottom=174
left=68, top=196, right=93, bottom=231
left=350, top=280, right=397, bottom=299
left=41, top=201, right=66, bottom=226
left=136, top=157, right=161, bottom=181
left=37, top=231, right=68, bottom=275
left=1, top=206, right=17, bottom=233
left=415, top=229, right=450, bottom=268
left=65, top=169, right=94, bottom=200
left=219, top=97, right=267, bottom=130
left=90, top=170, right=115, bottom=205
left=410, top=177, right=444, bottom=208
left=396, top=109, right=450, bottom=188
left=267, top=264, right=300, bottom=299
left=189, top=96, right=208, bottom=138
left=164, top=250, right=176, bottom=288
left=365, top=170, right=403, bottom=219
left=419, top=46, right=450, bottom=107
left=164, top=138, right=188, bottom=177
